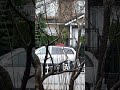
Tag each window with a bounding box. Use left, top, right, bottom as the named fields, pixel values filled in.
left=39, top=47, right=46, bottom=54
left=64, top=48, right=74, bottom=54
left=52, top=47, right=63, bottom=54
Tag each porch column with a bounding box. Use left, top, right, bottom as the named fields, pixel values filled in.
left=70, top=25, right=72, bottom=46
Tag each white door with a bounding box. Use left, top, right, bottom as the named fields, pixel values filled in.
left=72, top=28, right=78, bottom=47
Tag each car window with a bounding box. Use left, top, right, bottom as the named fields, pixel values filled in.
left=64, top=48, right=74, bottom=54
left=39, top=47, right=46, bottom=54
left=52, top=47, right=64, bottom=54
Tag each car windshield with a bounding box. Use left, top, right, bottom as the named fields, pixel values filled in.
left=52, top=47, right=74, bottom=55
left=64, top=48, right=74, bottom=54
left=35, top=46, right=48, bottom=55
left=39, top=47, right=46, bottom=54
left=52, top=47, right=63, bottom=54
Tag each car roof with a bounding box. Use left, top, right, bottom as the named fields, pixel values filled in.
left=37, top=45, right=74, bottom=49
left=48, top=45, right=72, bottom=48
left=35, top=46, right=75, bottom=52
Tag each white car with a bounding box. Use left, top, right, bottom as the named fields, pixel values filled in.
left=35, top=46, right=76, bottom=64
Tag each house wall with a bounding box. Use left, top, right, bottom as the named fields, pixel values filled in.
left=86, top=0, right=120, bottom=52
left=89, top=6, right=103, bottom=52
left=58, top=0, right=74, bottom=22
left=85, top=0, right=120, bottom=89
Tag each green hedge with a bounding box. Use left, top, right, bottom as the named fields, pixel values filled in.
left=35, top=36, right=58, bottom=48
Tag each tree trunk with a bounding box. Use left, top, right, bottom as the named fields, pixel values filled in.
left=35, top=55, right=44, bottom=90
left=111, top=80, right=120, bottom=90
left=21, top=44, right=33, bottom=90
left=69, top=79, right=74, bottom=90
left=7, top=0, right=35, bottom=89
left=95, top=0, right=111, bottom=89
